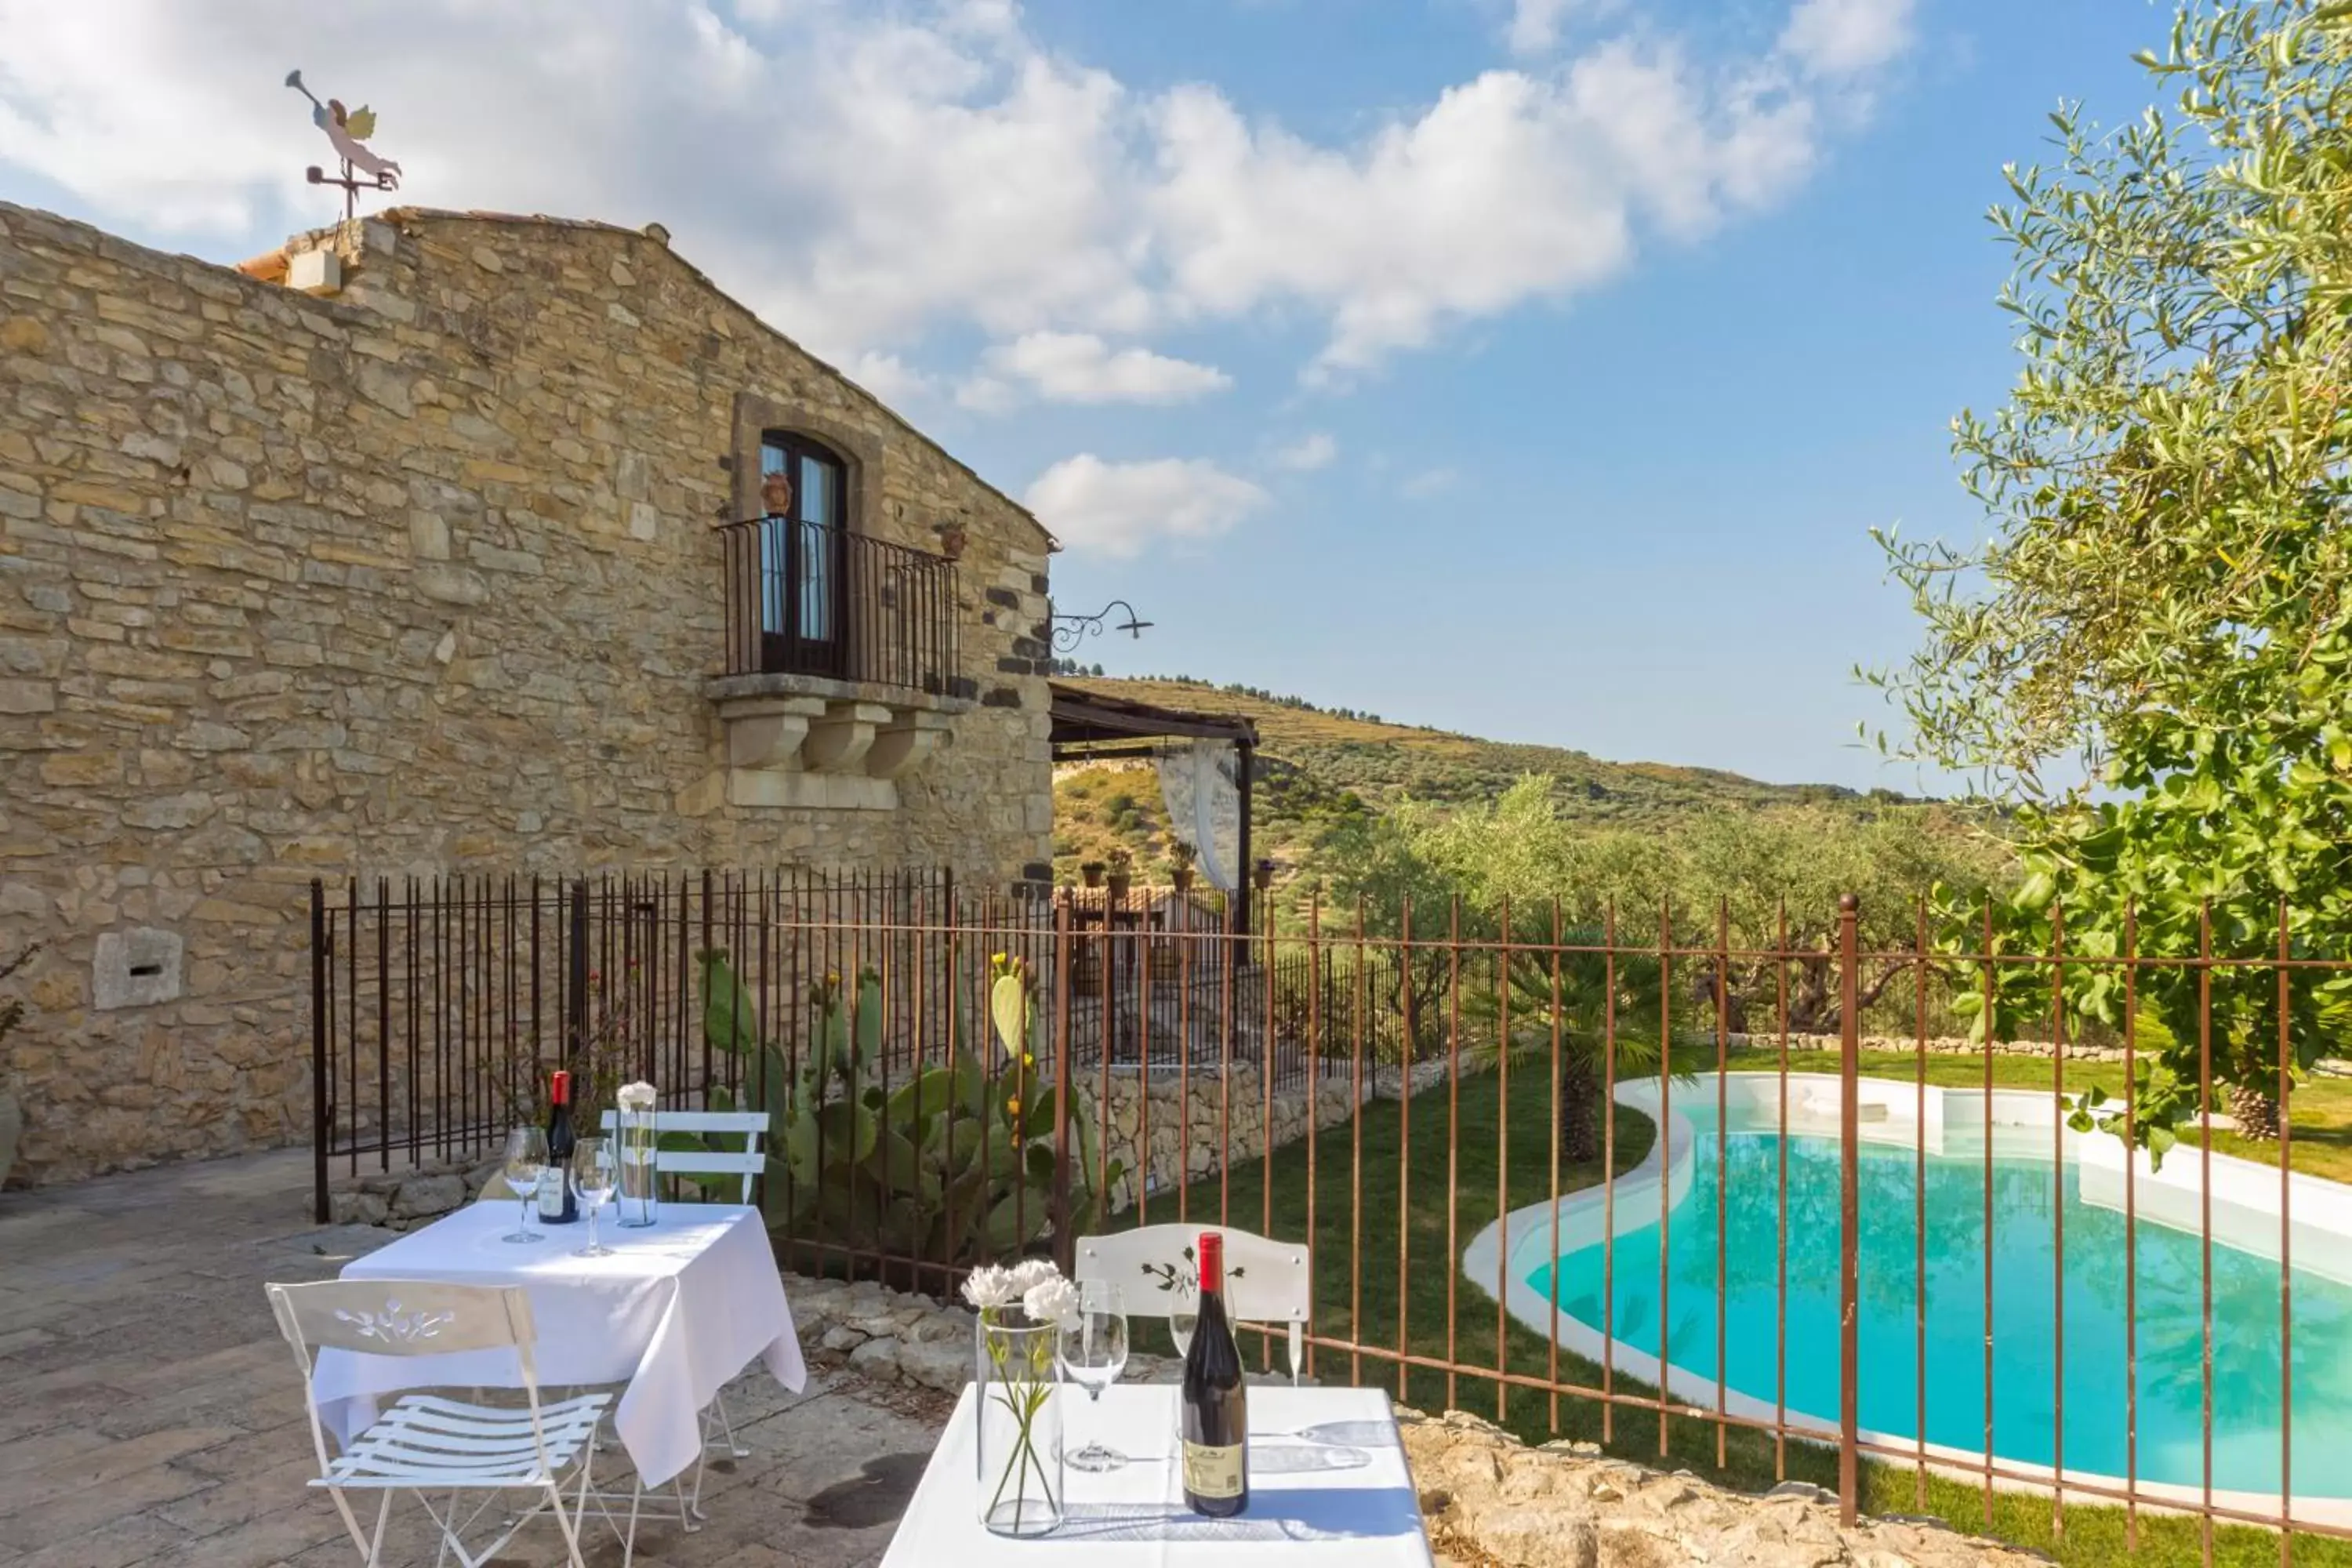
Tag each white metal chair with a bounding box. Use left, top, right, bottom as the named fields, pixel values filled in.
left=266, top=1279, right=608, bottom=1568
left=597, top=1108, right=771, bottom=1501
left=598, top=1108, right=769, bottom=1203
left=1075, top=1223, right=1312, bottom=1382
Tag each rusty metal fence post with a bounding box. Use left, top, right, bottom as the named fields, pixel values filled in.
left=310, top=877, right=331, bottom=1224
left=566, top=878, right=590, bottom=1069
left=1051, top=893, right=1075, bottom=1275
left=1837, top=892, right=1861, bottom=1526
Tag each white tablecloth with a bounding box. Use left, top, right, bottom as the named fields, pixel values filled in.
left=882, top=1385, right=1432, bottom=1565
left=311, top=1202, right=805, bottom=1487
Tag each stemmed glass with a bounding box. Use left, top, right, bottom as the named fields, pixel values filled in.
left=1169, top=1307, right=1196, bottom=1359
left=571, top=1137, right=617, bottom=1258
left=1056, top=1279, right=1130, bottom=1472
left=501, top=1127, right=547, bottom=1243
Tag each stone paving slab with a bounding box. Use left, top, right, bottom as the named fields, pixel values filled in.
left=0, top=1151, right=949, bottom=1568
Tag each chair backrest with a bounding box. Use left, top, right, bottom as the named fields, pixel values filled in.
left=1074, top=1223, right=1312, bottom=1381
left=267, top=1279, right=546, bottom=1478
left=268, top=1278, right=535, bottom=1367
left=598, top=1109, right=769, bottom=1203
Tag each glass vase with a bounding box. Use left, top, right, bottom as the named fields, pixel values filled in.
left=615, top=1105, right=659, bottom=1228
left=974, top=1316, right=1064, bottom=1537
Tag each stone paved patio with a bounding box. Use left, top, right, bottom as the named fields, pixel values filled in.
left=0, top=1150, right=952, bottom=1567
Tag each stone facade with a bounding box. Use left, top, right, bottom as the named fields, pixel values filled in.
left=0, top=201, right=1058, bottom=1185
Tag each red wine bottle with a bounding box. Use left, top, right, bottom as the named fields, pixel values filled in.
left=539, top=1070, right=579, bottom=1224
left=1181, top=1231, right=1248, bottom=1516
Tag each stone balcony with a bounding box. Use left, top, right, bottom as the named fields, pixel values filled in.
left=684, top=671, right=974, bottom=812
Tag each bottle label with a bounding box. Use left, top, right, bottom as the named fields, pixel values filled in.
left=535, top=1168, right=564, bottom=1220
left=1181, top=1441, right=1244, bottom=1500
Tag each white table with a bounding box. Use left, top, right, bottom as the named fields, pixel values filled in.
left=311, top=1201, right=806, bottom=1487
left=882, top=1385, right=1433, bottom=1564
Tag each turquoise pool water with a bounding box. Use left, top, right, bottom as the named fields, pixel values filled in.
left=1530, top=1110, right=2352, bottom=1498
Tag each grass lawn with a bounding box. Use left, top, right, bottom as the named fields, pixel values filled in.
left=1111, top=1051, right=2352, bottom=1567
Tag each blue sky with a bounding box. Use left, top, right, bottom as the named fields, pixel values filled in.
left=0, top=0, right=2171, bottom=791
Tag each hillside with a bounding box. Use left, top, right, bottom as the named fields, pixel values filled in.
left=1051, top=676, right=1917, bottom=880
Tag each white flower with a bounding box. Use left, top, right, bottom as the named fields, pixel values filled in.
left=617, top=1081, right=656, bottom=1111
left=962, top=1265, right=1022, bottom=1313
left=1022, top=1276, right=1081, bottom=1330
left=1007, top=1258, right=1061, bottom=1295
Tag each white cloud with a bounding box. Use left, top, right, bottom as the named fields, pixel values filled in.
left=1024, top=455, right=1269, bottom=557
left=977, top=331, right=1231, bottom=405
left=1507, top=0, right=1580, bottom=56
left=844, top=350, right=942, bottom=405
left=1778, top=0, right=1916, bottom=78
left=1401, top=466, right=1458, bottom=499
left=0, top=0, right=1913, bottom=385
left=1148, top=42, right=1831, bottom=379
left=1272, top=432, right=1338, bottom=471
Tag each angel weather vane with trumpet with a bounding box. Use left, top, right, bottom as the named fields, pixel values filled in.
left=285, top=70, right=402, bottom=220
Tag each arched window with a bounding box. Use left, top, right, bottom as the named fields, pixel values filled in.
left=757, top=432, right=848, bottom=675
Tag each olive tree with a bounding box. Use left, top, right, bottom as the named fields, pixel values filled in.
left=1875, top=0, right=2352, bottom=1142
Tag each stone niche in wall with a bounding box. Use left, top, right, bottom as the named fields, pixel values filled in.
left=687, top=673, right=970, bottom=812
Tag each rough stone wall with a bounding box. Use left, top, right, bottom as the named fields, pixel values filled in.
left=1098, top=1058, right=1457, bottom=1214
left=1726, top=1032, right=2133, bottom=1064
left=1403, top=1407, right=2051, bottom=1568
left=0, top=201, right=1056, bottom=1185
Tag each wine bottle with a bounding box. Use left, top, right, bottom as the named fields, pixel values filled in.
left=1180, top=1231, right=1248, bottom=1516
left=539, top=1069, right=579, bottom=1224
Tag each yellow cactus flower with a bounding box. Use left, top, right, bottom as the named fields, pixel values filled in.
left=1006, top=1095, right=1022, bottom=1117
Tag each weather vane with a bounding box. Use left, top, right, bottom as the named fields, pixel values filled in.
left=285, top=70, right=403, bottom=221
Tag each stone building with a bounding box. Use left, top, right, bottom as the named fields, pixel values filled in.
left=0, top=200, right=1059, bottom=1185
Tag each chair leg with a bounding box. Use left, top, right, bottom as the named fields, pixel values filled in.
left=324, top=1486, right=372, bottom=1560
left=714, top=1388, right=750, bottom=1458
left=545, top=1483, right=589, bottom=1568
left=367, top=1491, right=393, bottom=1568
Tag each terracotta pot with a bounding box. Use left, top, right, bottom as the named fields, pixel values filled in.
left=1105, top=873, right=1132, bottom=902
left=1080, top=863, right=1105, bottom=888
left=1170, top=867, right=1194, bottom=893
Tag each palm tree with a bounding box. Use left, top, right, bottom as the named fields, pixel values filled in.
left=1460, top=935, right=1679, bottom=1163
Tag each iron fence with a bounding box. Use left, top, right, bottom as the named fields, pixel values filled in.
left=715, top=514, right=959, bottom=691
left=308, top=875, right=2352, bottom=1561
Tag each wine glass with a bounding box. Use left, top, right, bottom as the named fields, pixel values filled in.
left=1057, top=1279, right=1130, bottom=1472
left=571, top=1137, right=617, bottom=1258
left=501, top=1127, right=546, bottom=1243
left=1169, top=1306, right=1196, bottom=1359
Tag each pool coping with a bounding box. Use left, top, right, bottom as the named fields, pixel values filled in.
left=1461, top=1069, right=2352, bottom=1532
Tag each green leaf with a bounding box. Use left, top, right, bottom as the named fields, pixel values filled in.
left=699, top=949, right=763, bottom=1058
left=990, top=972, right=1031, bottom=1062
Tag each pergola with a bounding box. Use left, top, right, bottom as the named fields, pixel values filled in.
left=1046, top=681, right=1259, bottom=935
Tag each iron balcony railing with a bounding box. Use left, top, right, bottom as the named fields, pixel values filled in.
left=717, top=514, right=959, bottom=693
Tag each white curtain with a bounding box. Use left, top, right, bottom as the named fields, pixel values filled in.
left=1156, top=739, right=1241, bottom=893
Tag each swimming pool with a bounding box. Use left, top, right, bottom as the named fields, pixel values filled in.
left=1464, top=1073, right=2352, bottom=1521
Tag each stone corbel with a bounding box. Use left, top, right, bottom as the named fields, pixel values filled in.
left=865, top=709, right=953, bottom=779
left=803, top=701, right=893, bottom=773
left=723, top=695, right=825, bottom=769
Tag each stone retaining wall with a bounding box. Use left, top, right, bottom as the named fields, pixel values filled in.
left=1402, top=1406, right=2050, bottom=1567
left=1729, top=1031, right=2132, bottom=1064
left=325, top=1055, right=1464, bottom=1229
